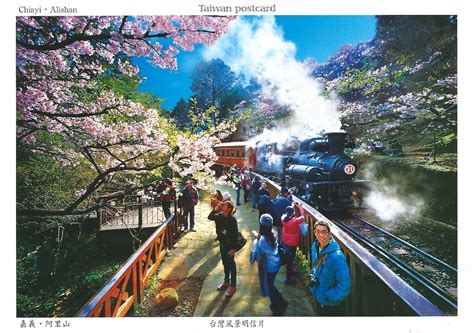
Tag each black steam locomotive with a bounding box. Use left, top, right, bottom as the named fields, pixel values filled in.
left=252, top=132, right=366, bottom=211
left=213, top=131, right=366, bottom=211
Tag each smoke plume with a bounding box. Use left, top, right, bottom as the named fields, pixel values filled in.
left=203, top=16, right=342, bottom=146
left=361, top=162, right=424, bottom=222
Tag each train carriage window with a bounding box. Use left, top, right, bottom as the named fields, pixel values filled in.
left=242, top=149, right=246, bottom=157
left=231, top=150, right=234, bottom=158
left=236, top=150, right=240, bottom=158
left=226, top=149, right=230, bottom=157
left=216, top=149, right=220, bottom=156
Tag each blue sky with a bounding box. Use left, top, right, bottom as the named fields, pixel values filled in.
left=135, top=16, right=376, bottom=110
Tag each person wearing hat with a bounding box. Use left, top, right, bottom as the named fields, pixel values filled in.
left=250, top=213, right=288, bottom=316
left=309, top=220, right=351, bottom=316
left=208, top=200, right=239, bottom=298
left=222, top=191, right=232, bottom=202
left=281, top=203, right=306, bottom=284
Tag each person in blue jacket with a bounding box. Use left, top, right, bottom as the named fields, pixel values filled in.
left=250, top=214, right=288, bottom=316
left=272, top=186, right=292, bottom=242
left=309, top=220, right=351, bottom=316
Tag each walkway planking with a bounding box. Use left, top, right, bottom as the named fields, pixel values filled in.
left=154, top=183, right=316, bottom=317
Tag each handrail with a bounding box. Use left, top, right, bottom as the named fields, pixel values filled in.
left=77, top=205, right=179, bottom=317
left=256, top=172, right=444, bottom=316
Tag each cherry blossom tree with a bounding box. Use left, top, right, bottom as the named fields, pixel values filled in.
left=16, top=16, right=236, bottom=216
left=315, top=16, right=457, bottom=151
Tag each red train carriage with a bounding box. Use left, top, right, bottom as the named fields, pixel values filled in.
left=212, top=141, right=257, bottom=176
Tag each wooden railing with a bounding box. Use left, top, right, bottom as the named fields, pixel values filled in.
left=76, top=205, right=179, bottom=317
left=261, top=173, right=445, bottom=316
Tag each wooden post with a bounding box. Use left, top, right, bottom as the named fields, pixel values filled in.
left=138, top=203, right=143, bottom=229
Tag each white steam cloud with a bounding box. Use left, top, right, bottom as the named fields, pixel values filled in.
left=362, top=163, right=424, bottom=222
left=365, top=188, right=424, bottom=221
left=203, top=16, right=342, bottom=145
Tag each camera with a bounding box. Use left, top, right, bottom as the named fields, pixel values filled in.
left=308, top=275, right=319, bottom=288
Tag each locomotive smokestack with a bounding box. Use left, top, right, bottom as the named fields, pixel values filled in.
left=327, top=132, right=346, bottom=155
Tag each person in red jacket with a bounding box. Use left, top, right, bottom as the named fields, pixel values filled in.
left=211, top=190, right=224, bottom=209
left=281, top=203, right=306, bottom=284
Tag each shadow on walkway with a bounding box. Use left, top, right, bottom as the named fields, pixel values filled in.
left=155, top=183, right=316, bottom=317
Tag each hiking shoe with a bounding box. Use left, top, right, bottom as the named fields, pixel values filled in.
left=217, top=281, right=230, bottom=291
left=226, top=285, right=237, bottom=297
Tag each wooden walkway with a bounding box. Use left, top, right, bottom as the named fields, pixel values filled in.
left=151, top=184, right=316, bottom=317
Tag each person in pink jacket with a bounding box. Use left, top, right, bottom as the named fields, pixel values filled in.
left=281, top=203, right=305, bottom=284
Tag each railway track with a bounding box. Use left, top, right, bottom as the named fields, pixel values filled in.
left=331, top=213, right=457, bottom=314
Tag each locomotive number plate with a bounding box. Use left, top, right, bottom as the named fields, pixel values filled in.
left=344, top=164, right=356, bottom=175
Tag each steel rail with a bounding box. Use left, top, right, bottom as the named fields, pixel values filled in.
left=351, top=214, right=457, bottom=272
left=332, top=217, right=458, bottom=313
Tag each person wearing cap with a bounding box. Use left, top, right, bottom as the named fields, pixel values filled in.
left=181, top=181, right=199, bottom=232
left=272, top=186, right=293, bottom=242
left=309, top=220, right=351, bottom=316
left=281, top=203, right=306, bottom=284
left=250, top=213, right=288, bottom=316
left=208, top=200, right=239, bottom=298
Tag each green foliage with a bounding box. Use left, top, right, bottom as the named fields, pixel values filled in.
left=17, top=149, right=95, bottom=211
left=294, top=249, right=310, bottom=283
left=97, top=74, right=164, bottom=111
left=188, top=97, right=216, bottom=133
left=17, top=221, right=129, bottom=317
left=376, top=16, right=457, bottom=70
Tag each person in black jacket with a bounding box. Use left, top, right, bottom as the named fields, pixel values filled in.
left=180, top=181, right=199, bottom=231
left=208, top=200, right=239, bottom=298
left=157, top=178, right=176, bottom=219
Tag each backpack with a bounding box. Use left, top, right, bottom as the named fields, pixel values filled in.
left=234, top=231, right=247, bottom=252
left=257, top=194, right=270, bottom=208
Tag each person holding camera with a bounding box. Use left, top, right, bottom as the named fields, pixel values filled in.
left=281, top=203, right=306, bottom=284
left=309, top=220, right=351, bottom=316
left=208, top=200, right=239, bottom=298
